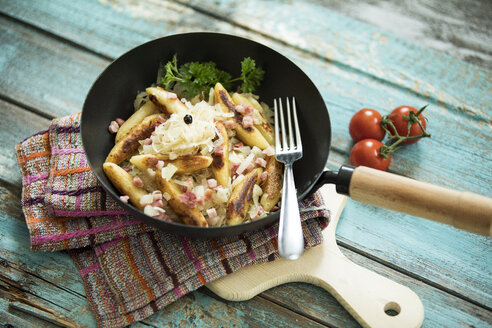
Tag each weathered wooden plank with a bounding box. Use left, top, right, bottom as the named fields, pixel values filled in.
left=303, top=0, right=492, bottom=71
left=0, top=301, right=42, bottom=328
left=0, top=3, right=490, bottom=310
left=0, top=15, right=108, bottom=118
left=144, top=290, right=329, bottom=328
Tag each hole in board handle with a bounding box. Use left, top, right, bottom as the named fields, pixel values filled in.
left=384, top=301, right=401, bottom=316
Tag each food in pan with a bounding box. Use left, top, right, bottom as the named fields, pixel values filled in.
left=103, top=57, right=282, bottom=227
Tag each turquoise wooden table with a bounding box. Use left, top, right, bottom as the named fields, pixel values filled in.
left=1, top=1, right=491, bottom=327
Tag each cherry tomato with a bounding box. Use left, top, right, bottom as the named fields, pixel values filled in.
left=350, top=139, right=391, bottom=171
left=387, top=106, right=426, bottom=144
left=349, top=108, right=386, bottom=142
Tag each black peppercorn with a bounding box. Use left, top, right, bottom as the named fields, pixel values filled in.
left=183, top=114, right=193, bottom=124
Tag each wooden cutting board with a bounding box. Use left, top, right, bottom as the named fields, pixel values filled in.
left=207, top=184, right=424, bottom=328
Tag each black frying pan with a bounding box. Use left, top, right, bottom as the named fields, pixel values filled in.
left=82, top=33, right=491, bottom=238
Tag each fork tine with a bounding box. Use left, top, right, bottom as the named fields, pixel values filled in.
left=278, top=98, right=288, bottom=151
left=274, top=99, right=280, bottom=153
left=292, top=97, right=302, bottom=151
left=286, top=97, right=294, bottom=150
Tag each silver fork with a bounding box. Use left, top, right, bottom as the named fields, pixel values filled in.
left=274, top=97, right=304, bottom=260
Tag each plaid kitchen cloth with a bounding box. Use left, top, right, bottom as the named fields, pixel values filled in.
left=15, top=112, right=330, bottom=328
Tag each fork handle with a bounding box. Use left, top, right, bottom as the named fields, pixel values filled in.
left=278, top=163, right=305, bottom=260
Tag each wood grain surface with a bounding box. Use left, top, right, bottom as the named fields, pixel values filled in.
left=0, top=0, right=491, bottom=327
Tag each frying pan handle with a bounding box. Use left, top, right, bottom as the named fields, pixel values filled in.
left=320, top=165, right=492, bottom=236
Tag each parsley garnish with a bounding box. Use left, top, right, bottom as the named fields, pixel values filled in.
left=159, top=54, right=265, bottom=98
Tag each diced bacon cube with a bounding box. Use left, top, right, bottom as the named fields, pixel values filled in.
left=260, top=171, right=269, bottom=181
left=120, top=195, right=130, bottom=203
left=156, top=211, right=172, bottom=222
left=263, top=146, right=275, bottom=156
left=257, top=206, right=265, bottom=216
left=207, top=179, right=218, bottom=188
left=244, top=163, right=255, bottom=173
left=152, top=199, right=164, bottom=208
left=233, top=142, right=244, bottom=149
left=214, top=145, right=224, bottom=156
left=133, top=177, right=144, bottom=188
left=224, top=119, right=236, bottom=128
left=153, top=192, right=162, bottom=201
left=123, top=167, right=131, bottom=172
left=143, top=138, right=152, bottom=145
left=115, top=118, right=125, bottom=126
left=231, top=164, right=240, bottom=174
left=244, top=106, right=254, bottom=115
left=178, top=190, right=197, bottom=208
left=157, top=116, right=167, bottom=123
left=242, top=115, right=254, bottom=128
left=108, top=121, right=119, bottom=134
left=206, top=208, right=218, bottom=218
left=255, top=157, right=267, bottom=168
left=204, top=189, right=214, bottom=201
left=235, top=105, right=245, bottom=113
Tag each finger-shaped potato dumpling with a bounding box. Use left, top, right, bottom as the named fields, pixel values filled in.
left=260, top=156, right=283, bottom=212
left=103, top=162, right=147, bottom=210
left=116, top=101, right=159, bottom=143
left=211, top=121, right=230, bottom=187
left=232, top=93, right=274, bottom=146
left=233, top=93, right=264, bottom=113
left=146, top=87, right=187, bottom=115
left=106, top=114, right=165, bottom=164
left=130, top=154, right=212, bottom=175
left=214, top=83, right=269, bottom=150
left=226, top=168, right=262, bottom=226
left=155, top=173, right=208, bottom=227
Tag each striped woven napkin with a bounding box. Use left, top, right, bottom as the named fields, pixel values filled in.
left=15, top=112, right=330, bottom=328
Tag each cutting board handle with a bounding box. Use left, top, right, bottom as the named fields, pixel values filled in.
left=309, top=247, right=424, bottom=328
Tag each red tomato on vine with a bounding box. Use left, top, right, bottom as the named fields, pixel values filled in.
left=349, top=139, right=391, bottom=171
left=349, top=108, right=386, bottom=142
left=384, top=105, right=429, bottom=145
